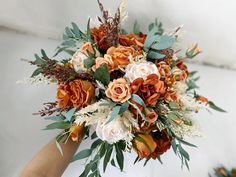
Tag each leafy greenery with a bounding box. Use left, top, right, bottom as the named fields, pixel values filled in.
left=44, top=121, right=71, bottom=130
left=106, top=105, right=121, bottom=124
left=133, top=20, right=141, bottom=35
left=208, top=101, right=226, bottom=112
left=93, top=64, right=110, bottom=85
left=148, top=18, right=164, bottom=35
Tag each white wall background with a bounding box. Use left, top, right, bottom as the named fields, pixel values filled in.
left=0, top=0, right=236, bottom=177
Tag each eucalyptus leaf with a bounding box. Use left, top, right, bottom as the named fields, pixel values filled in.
left=84, top=57, right=95, bottom=69
left=64, top=108, right=77, bottom=122
left=133, top=20, right=141, bottom=35
left=103, top=145, right=113, bottom=172
left=31, top=68, right=42, bottom=77
left=119, top=102, right=129, bottom=114
left=71, top=22, right=81, bottom=38
left=44, top=122, right=70, bottom=130
left=151, top=35, right=176, bottom=50
left=147, top=50, right=165, bottom=60
left=131, top=94, right=145, bottom=107
left=45, top=115, right=65, bottom=121
left=71, top=149, right=92, bottom=162
left=106, top=106, right=121, bottom=124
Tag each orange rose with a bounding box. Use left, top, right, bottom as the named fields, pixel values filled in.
left=131, top=74, right=166, bottom=106
left=105, top=78, right=131, bottom=103
left=175, top=59, right=189, bottom=81
left=92, top=54, right=116, bottom=72
left=107, top=46, right=139, bottom=67
left=151, top=129, right=172, bottom=159
left=69, top=124, right=85, bottom=141
left=133, top=134, right=157, bottom=159
left=156, top=61, right=172, bottom=79
left=57, top=80, right=95, bottom=109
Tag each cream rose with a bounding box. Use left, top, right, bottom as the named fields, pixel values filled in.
left=70, top=42, right=99, bottom=72
left=95, top=112, right=131, bottom=144
left=124, top=62, right=160, bottom=83
left=105, top=78, right=131, bottom=103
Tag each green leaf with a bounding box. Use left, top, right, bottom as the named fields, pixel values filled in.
left=64, top=108, right=77, bottom=122
left=94, top=64, right=110, bottom=85
left=151, top=35, right=176, bottom=50
left=71, top=149, right=92, bottom=162
left=171, top=140, right=178, bottom=154
left=34, top=54, right=45, bottom=65
left=115, top=145, right=124, bottom=171
left=84, top=57, right=95, bottom=69
left=119, top=102, right=129, bottom=114
left=103, top=145, right=113, bottom=172
left=133, top=20, right=141, bottom=35
left=178, top=144, right=190, bottom=161
left=111, top=159, right=116, bottom=167
left=91, top=132, right=98, bottom=140
left=131, top=94, right=145, bottom=107
left=91, top=139, right=103, bottom=150
left=167, top=112, right=179, bottom=121
left=45, top=115, right=65, bottom=121
left=41, top=49, right=49, bottom=60
left=61, top=40, right=76, bottom=47
left=143, top=157, right=151, bottom=166
left=71, top=22, right=81, bottom=38
left=56, top=140, right=63, bottom=156
left=65, top=27, right=74, bottom=38
left=106, top=106, right=121, bottom=124
left=87, top=18, right=92, bottom=42
left=208, top=101, right=226, bottom=112
left=31, top=68, right=42, bottom=77
left=99, top=143, right=106, bottom=158
left=44, top=122, right=70, bottom=130
left=147, top=50, right=165, bottom=60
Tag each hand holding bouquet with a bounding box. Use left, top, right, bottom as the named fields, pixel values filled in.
left=24, top=0, right=225, bottom=176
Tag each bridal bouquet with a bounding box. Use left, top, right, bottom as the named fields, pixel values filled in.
left=24, top=0, right=225, bottom=176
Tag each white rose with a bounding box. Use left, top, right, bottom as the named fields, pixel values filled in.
left=96, top=113, right=131, bottom=144
left=69, top=50, right=87, bottom=72
left=124, top=62, right=160, bottom=83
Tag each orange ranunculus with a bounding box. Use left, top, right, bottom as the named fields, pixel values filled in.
left=133, top=134, right=157, bottom=159
left=57, top=80, right=95, bottom=109
left=151, top=129, right=172, bottom=159
left=105, top=78, right=131, bottom=103
left=91, top=25, right=109, bottom=53
left=92, top=54, right=116, bottom=72
left=164, top=89, right=179, bottom=102
left=156, top=61, right=172, bottom=79
left=79, top=42, right=95, bottom=56
left=107, top=46, right=139, bottom=67
left=69, top=124, right=85, bottom=141
left=131, top=74, right=166, bottom=106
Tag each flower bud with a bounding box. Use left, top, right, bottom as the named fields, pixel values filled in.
left=186, top=43, right=201, bottom=59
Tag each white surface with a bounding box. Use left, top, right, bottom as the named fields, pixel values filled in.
left=0, top=31, right=235, bottom=177
left=1, top=0, right=236, bottom=68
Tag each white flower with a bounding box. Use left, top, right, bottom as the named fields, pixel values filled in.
left=69, top=50, right=88, bottom=72
left=124, top=62, right=160, bottom=83
left=96, top=111, right=133, bottom=144
left=175, top=81, right=188, bottom=95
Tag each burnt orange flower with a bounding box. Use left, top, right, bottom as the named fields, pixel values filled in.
left=175, top=59, right=189, bottom=81
left=151, top=129, right=172, bottom=159
left=156, top=61, right=172, bottom=79
left=196, top=95, right=208, bottom=105
left=133, top=134, right=157, bottom=159
left=91, top=25, right=109, bottom=53
left=131, top=74, right=166, bottom=106
left=164, top=89, right=179, bottom=102
left=107, top=46, right=139, bottom=67
left=69, top=124, right=85, bottom=141
left=92, top=54, right=116, bottom=72
left=57, top=80, right=95, bottom=109
left=119, top=33, right=146, bottom=54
